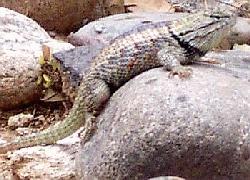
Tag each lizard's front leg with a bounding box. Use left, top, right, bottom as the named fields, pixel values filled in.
left=157, top=45, right=193, bottom=79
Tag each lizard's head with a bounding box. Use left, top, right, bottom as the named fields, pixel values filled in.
left=170, top=10, right=236, bottom=54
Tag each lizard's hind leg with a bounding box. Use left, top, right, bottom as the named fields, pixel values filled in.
left=79, top=77, right=111, bottom=114
left=77, top=77, right=111, bottom=144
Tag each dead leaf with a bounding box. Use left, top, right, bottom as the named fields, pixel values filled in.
left=105, top=0, right=125, bottom=14
left=125, top=0, right=173, bottom=13
left=42, top=44, right=52, bottom=62
left=41, top=88, right=65, bottom=102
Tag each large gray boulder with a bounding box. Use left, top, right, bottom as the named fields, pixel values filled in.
left=76, top=62, right=250, bottom=179
left=0, top=7, right=74, bottom=110
left=68, top=12, right=186, bottom=46
left=0, top=7, right=49, bottom=110
left=0, top=0, right=125, bottom=34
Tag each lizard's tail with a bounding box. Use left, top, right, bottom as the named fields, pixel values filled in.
left=0, top=77, right=110, bottom=154
left=0, top=100, right=86, bottom=154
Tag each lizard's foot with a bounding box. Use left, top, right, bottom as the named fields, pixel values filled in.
left=169, top=66, right=193, bottom=79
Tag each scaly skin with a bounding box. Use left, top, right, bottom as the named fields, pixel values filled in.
left=0, top=11, right=236, bottom=153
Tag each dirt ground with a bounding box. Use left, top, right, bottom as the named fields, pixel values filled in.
left=0, top=100, right=76, bottom=179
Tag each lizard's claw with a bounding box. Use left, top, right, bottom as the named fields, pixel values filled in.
left=169, top=66, right=193, bottom=79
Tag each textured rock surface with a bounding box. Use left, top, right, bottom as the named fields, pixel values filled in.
left=76, top=65, right=250, bottom=179
left=229, top=17, right=250, bottom=46
left=0, top=7, right=49, bottom=110
left=68, top=12, right=186, bottom=46
left=149, top=177, right=185, bottom=180
left=0, top=7, right=74, bottom=110
left=0, top=0, right=125, bottom=34
left=167, top=0, right=239, bottom=12
left=205, top=50, right=250, bottom=82
left=0, top=133, right=80, bottom=179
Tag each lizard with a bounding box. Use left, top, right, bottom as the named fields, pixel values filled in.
left=0, top=10, right=236, bottom=153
